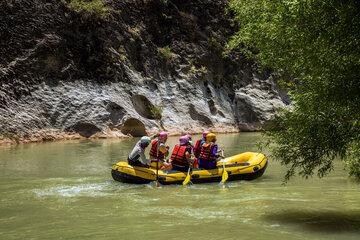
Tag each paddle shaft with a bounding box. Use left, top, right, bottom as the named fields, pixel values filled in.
left=156, top=138, right=159, bottom=187
left=221, top=149, right=229, bottom=183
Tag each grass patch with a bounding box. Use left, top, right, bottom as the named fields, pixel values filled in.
left=67, top=0, right=109, bottom=20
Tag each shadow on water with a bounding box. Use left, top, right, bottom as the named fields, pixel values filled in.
left=263, top=210, right=360, bottom=233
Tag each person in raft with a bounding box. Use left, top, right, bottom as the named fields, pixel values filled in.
left=193, top=131, right=211, bottom=158
left=198, top=133, right=223, bottom=169
left=184, top=134, right=199, bottom=168
left=149, top=132, right=171, bottom=171
left=128, top=133, right=160, bottom=168
left=185, top=134, right=194, bottom=149
left=170, top=136, right=193, bottom=172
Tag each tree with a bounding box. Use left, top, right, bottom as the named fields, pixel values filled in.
left=227, top=0, right=360, bottom=181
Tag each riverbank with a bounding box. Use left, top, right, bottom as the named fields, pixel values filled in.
left=0, top=126, right=252, bottom=146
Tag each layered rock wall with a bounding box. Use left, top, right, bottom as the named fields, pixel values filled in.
left=0, top=0, right=288, bottom=144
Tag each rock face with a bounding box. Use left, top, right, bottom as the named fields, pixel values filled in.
left=0, top=0, right=288, bottom=143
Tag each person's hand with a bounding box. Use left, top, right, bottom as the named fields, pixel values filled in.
left=166, top=144, right=170, bottom=150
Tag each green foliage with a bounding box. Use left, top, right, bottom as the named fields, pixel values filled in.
left=228, top=0, right=360, bottom=181
left=208, top=37, right=223, bottom=53
left=3, top=133, right=20, bottom=144
left=149, top=105, right=163, bottom=119
left=159, top=45, right=172, bottom=59
left=67, top=0, right=109, bottom=20
left=345, top=139, right=360, bottom=179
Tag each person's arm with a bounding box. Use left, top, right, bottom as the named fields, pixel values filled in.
left=185, top=151, right=192, bottom=167
left=212, top=145, right=220, bottom=158
left=149, top=133, right=160, bottom=141
left=128, top=144, right=140, bottom=160
left=139, top=147, right=149, bottom=164
left=159, top=144, right=169, bottom=157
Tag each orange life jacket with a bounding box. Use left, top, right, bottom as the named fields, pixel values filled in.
left=171, top=144, right=191, bottom=167
left=194, top=139, right=203, bottom=158
left=199, top=143, right=217, bottom=161
left=149, top=140, right=165, bottom=159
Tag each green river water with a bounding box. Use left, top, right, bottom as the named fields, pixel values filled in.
left=0, top=133, right=359, bottom=240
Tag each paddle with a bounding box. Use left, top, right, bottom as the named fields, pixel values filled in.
left=183, top=167, right=191, bottom=185
left=221, top=149, right=228, bottom=183
left=156, top=138, right=159, bottom=187
left=182, top=154, right=194, bottom=185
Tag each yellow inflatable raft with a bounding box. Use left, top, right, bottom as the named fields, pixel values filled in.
left=111, top=152, right=267, bottom=185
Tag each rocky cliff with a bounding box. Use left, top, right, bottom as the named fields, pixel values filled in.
left=0, top=0, right=288, bottom=144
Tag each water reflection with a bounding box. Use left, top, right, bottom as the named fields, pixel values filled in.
left=263, top=210, right=360, bottom=233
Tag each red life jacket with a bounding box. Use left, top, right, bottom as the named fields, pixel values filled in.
left=194, top=139, right=203, bottom=158
left=171, top=144, right=191, bottom=167
left=149, top=140, right=165, bottom=159
left=199, top=143, right=217, bottom=161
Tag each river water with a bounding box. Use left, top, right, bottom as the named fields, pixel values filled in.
left=0, top=133, right=359, bottom=240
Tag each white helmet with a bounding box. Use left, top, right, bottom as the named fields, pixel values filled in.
left=140, top=136, right=151, bottom=144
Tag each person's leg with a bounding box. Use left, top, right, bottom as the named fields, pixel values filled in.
left=160, top=160, right=172, bottom=171
left=150, top=159, right=164, bottom=169
left=150, top=160, right=157, bottom=169
left=198, top=158, right=216, bottom=169
left=171, top=165, right=188, bottom=172
left=128, top=158, right=146, bottom=167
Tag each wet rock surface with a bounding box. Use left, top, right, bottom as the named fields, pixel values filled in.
left=0, top=0, right=288, bottom=144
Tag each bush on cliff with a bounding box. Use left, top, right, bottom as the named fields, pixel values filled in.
left=149, top=105, right=163, bottom=120
left=228, top=0, right=360, bottom=181
left=159, top=45, right=172, bottom=60
left=66, top=0, right=109, bottom=20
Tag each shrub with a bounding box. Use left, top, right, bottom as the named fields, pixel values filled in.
left=159, top=45, right=172, bottom=59
left=149, top=105, right=163, bottom=119
left=67, top=0, right=109, bottom=20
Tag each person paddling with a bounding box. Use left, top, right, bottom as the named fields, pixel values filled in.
left=128, top=133, right=160, bottom=168
left=185, top=134, right=199, bottom=168
left=171, top=136, right=193, bottom=172
left=149, top=132, right=171, bottom=171
left=198, top=133, right=222, bottom=169
left=194, top=131, right=211, bottom=158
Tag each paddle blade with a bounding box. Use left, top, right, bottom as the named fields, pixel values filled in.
left=222, top=169, right=229, bottom=183
left=183, top=173, right=191, bottom=185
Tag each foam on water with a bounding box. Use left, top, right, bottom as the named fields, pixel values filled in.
left=34, top=182, right=112, bottom=198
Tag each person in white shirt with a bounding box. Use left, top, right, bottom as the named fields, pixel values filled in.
left=128, top=133, right=160, bottom=167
